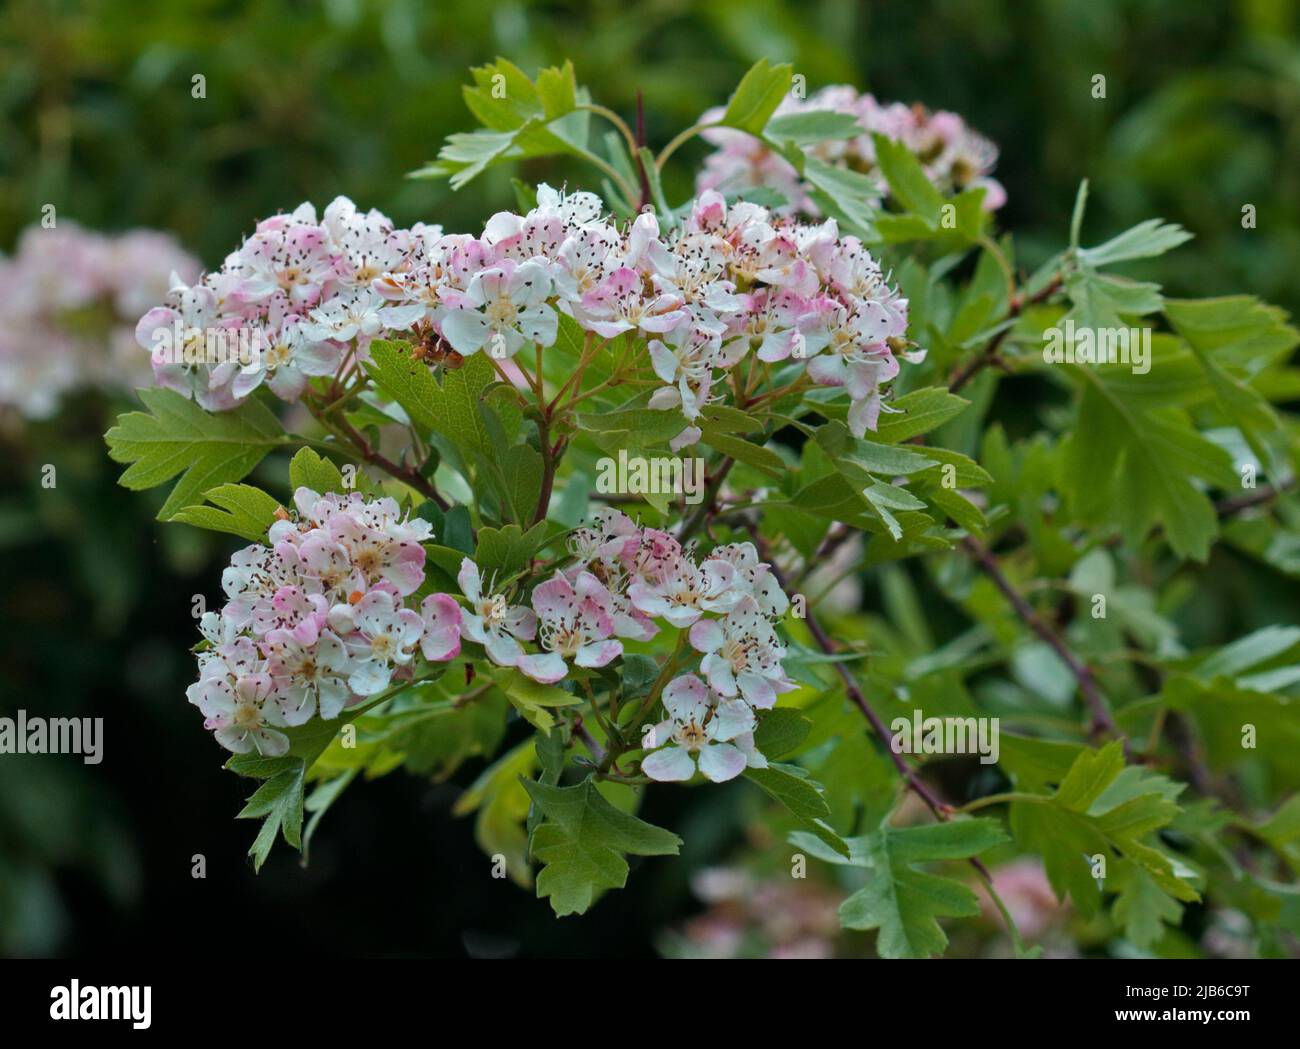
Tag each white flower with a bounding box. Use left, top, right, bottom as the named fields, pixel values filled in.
left=265, top=629, right=353, bottom=723
left=628, top=557, right=739, bottom=627
left=440, top=259, right=556, bottom=358
left=641, top=674, right=759, bottom=783
left=187, top=671, right=289, bottom=756
left=343, top=590, right=424, bottom=695
left=457, top=558, right=536, bottom=667
left=303, top=288, right=423, bottom=344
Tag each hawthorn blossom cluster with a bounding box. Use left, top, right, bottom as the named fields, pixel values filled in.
left=188, top=488, right=460, bottom=756
left=0, top=223, right=198, bottom=418
left=187, top=495, right=797, bottom=773
left=698, top=86, right=1006, bottom=216
left=650, top=190, right=919, bottom=438
left=456, top=508, right=796, bottom=784
left=133, top=185, right=918, bottom=437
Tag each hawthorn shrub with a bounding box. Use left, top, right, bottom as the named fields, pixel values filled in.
left=104, top=60, right=1300, bottom=957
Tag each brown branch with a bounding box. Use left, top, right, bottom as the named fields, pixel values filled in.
left=677, top=456, right=735, bottom=543
left=961, top=536, right=1125, bottom=751
left=1215, top=479, right=1295, bottom=517
left=948, top=273, right=1064, bottom=393
left=749, top=530, right=954, bottom=822
left=326, top=408, right=449, bottom=511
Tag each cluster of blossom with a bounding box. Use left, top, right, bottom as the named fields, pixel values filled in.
left=697, top=85, right=1006, bottom=216
left=134, top=185, right=919, bottom=437
left=187, top=496, right=795, bottom=772
left=0, top=222, right=199, bottom=418
left=187, top=487, right=460, bottom=756
left=455, top=507, right=797, bottom=784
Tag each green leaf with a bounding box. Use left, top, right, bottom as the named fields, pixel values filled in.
left=105, top=388, right=284, bottom=519
left=765, top=110, right=863, bottom=146
left=1062, top=372, right=1237, bottom=560
left=1166, top=296, right=1295, bottom=460
left=745, top=763, right=850, bottom=857
left=577, top=406, right=687, bottom=446
left=816, top=420, right=936, bottom=475
left=489, top=668, right=580, bottom=734
left=535, top=60, right=578, bottom=120
left=718, top=59, right=793, bottom=134
left=1078, top=218, right=1193, bottom=268
left=872, top=387, right=970, bottom=443
left=522, top=775, right=682, bottom=916
left=791, top=818, right=1008, bottom=958
left=800, top=156, right=882, bottom=235
left=288, top=447, right=346, bottom=494
left=752, top=708, right=812, bottom=759
left=237, top=762, right=306, bottom=871
left=474, top=521, right=549, bottom=578
left=1008, top=743, right=1198, bottom=918
left=411, top=59, right=596, bottom=189
left=1112, top=858, right=1186, bottom=948
left=169, top=483, right=283, bottom=542
left=366, top=340, right=518, bottom=458
left=872, top=132, right=944, bottom=224
left=698, top=426, right=786, bottom=478
left=454, top=738, right=539, bottom=888
left=499, top=444, right=543, bottom=523
left=1065, top=270, right=1163, bottom=331
left=862, top=481, right=928, bottom=540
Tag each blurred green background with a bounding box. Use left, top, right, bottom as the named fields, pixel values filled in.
left=0, top=0, right=1296, bottom=957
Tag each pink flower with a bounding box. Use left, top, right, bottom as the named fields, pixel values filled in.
left=576, top=266, right=686, bottom=339
left=419, top=593, right=463, bottom=662
left=327, top=511, right=427, bottom=596
left=518, top=572, right=622, bottom=683
left=249, top=584, right=328, bottom=645
left=688, top=597, right=793, bottom=709
left=231, top=203, right=334, bottom=308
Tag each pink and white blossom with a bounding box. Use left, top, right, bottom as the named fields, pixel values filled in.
left=457, top=558, right=536, bottom=668
left=641, top=674, right=757, bottom=783
left=688, top=596, right=794, bottom=709
left=518, top=571, right=622, bottom=683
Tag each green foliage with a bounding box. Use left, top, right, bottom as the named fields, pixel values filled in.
left=793, top=819, right=1007, bottom=958
left=168, top=483, right=282, bottom=542
left=1008, top=744, right=1200, bottom=921
left=78, top=33, right=1300, bottom=960
left=489, top=669, right=581, bottom=735
left=715, top=58, right=793, bottom=134
left=104, top=388, right=284, bottom=518
left=288, top=447, right=346, bottom=494
left=522, top=776, right=682, bottom=916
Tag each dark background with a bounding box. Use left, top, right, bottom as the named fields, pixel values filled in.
left=1, top=0, right=1296, bottom=957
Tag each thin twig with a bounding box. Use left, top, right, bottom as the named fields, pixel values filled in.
left=677, top=456, right=735, bottom=543
left=1215, top=480, right=1295, bottom=516
left=313, top=401, right=449, bottom=510
left=961, top=536, right=1125, bottom=750
left=948, top=274, right=1064, bottom=393
left=749, top=531, right=953, bottom=821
